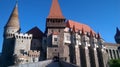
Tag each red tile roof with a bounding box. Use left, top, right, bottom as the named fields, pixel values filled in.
left=27, top=27, right=43, bottom=39
left=47, top=0, right=64, bottom=18
left=66, top=20, right=96, bottom=34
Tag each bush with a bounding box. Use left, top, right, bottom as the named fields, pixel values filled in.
left=109, top=59, right=120, bottom=67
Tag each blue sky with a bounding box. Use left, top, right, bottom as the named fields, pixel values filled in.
left=0, top=0, right=120, bottom=52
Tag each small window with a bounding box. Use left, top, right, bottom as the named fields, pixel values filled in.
left=59, top=29, right=60, bottom=32
left=20, top=49, right=24, bottom=54
left=33, top=58, right=35, bottom=62
left=54, top=38, right=58, bottom=41
left=21, top=40, right=23, bottom=42
left=66, top=35, right=70, bottom=41
left=55, top=49, right=57, bottom=51
left=51, top=30, right=53, bottom=33
left=26, top=60, right=28, bottom=62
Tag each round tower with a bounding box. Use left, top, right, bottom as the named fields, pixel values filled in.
left=4, top=3, right=20, bottom=38
left=2, top=2, right=20, bottom=66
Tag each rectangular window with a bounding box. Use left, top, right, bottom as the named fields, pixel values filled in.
left=54, top=38, right=58, bottom=41
left=66, top=35, right=70, bottom=41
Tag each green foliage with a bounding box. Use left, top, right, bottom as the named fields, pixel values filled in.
left=109, top=59, right=120, bottom=67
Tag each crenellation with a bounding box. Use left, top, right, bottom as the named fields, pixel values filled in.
left=15, top=33, right=32, bottom=39
left=28, top=50, right=40, bottom=57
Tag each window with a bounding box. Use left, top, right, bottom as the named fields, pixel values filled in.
left=21, top=40, right=23, bottom=42
left=66, top=35, right=70, bottom=41
left=59, top=29, right=60, bottom=32
left=20, top=49, right=24, bottom=54
left=55, top=49, right=57, bottom=51
left=33, top=58, right=35, bottom=62
left=54, top=38, right=58, bottom=41
left=51, top=30, right=53, bottom=33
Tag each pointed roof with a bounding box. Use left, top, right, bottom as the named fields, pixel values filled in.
left=47, top=0, right=64, bottom=18
left=82, top=28, right=85, bottom=35
left=97, top=32, right=101, bottom=39
left=90, top=30, right=94, bottom=37
left=72, top=25, right=76, bottom=33
left=115, top=27, right=120, bottom=37
left=27, top=27, right=43, bottom=39
left=116, top=27, right=120, bottom=33
left=5, top=2, right=20, bottom=29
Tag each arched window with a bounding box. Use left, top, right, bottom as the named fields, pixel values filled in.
left=109, top=49, right=113, bottom=59
left=113, top=50, right=116, bottom=59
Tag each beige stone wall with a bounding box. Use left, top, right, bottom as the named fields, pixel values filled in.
left=14, top=33, right=32, bottom=57
left=47, top=47, right=59, bottom=59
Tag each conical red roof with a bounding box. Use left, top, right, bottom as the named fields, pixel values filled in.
left=47, top=0, right=64, bottom=18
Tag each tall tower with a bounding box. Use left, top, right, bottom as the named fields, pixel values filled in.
left=114, top=27, right=120, bottom=44
left=45, top=0, right=66, bottom=60
left=2, top=1, right=20, bottom=66
left=46, top=0, right=66, bottom=35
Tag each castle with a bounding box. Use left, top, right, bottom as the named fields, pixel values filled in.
left=0, top=0, right=120, bottom=67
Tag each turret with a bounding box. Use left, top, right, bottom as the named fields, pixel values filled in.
left=2, top=1, right=20, bottom=66
left=90, top=30, right=97, bottom=48
left=4, top=2, right=20, bottom=38
left=46, top=0, right=66, bottom=35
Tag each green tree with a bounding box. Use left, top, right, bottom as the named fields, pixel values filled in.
left=109, top=59, right=120, bottom=67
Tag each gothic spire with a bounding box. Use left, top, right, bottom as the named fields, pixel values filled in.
left=116, top=27, right=120, bottom=33
left=5, top=1, right=20, bottom=29
left=90, top=30, right=94, bottom=37
left=72, top=25, right=76, bottom=33
left=97, top=32, right=101, bottom=39
left=47, top=0, right=64, bottom=18
left=82, top=28, right=85, bottom=35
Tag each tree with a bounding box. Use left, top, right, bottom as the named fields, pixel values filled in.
left=109, top=59, right=120, bottom=67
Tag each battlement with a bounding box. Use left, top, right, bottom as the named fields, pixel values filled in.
left=28, top=50, right=40, bottom=57
left=5, top=33, right=15, bottom=38
left=15, top=33, right=32, bottom=39
left=17, top=54, right=28, bottom=59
